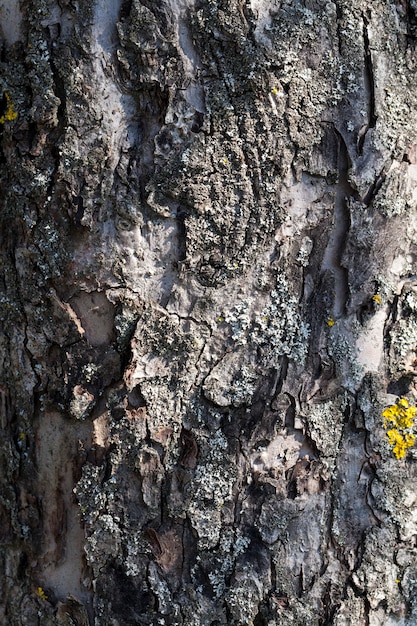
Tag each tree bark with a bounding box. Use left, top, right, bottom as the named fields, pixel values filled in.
left=1, top=0, right=417, bottom=624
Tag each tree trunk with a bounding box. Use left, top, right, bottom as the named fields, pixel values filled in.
left=2, top=0, right=417, bottom=624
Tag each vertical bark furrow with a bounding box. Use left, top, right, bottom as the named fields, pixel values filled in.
left=357, top=10, right=377, bottom=156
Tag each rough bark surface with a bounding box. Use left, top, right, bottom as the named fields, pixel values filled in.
left=2, top=0, right=417, bottom=624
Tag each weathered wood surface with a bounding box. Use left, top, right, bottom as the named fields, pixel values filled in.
left=1, top=0, right=417, bottom=624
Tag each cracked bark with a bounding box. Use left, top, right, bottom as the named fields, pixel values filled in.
left=357, top=10, right=376, bottom=157
left=2, top=1, right=417, bottom=625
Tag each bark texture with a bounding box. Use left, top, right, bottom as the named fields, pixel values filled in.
left=2, top=0, right=417, bottom=624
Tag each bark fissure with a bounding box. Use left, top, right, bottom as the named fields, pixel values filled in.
left=321, top=132, right=351, bottom=318
left=358, top=11, right=377, bottom=156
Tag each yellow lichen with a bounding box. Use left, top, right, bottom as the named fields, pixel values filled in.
left=372, top=294, right=382, bottom=304
left=327, top=317, right=335, bottom=327
left=386, top=429, right=415, bottom=460
left=0, top=92, right=18, bottom=124
left=382, top=397, right=417, bottom=430
left=37, top=587, right=48, bottom=601
left=382, top=397, right=416, bottom=459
